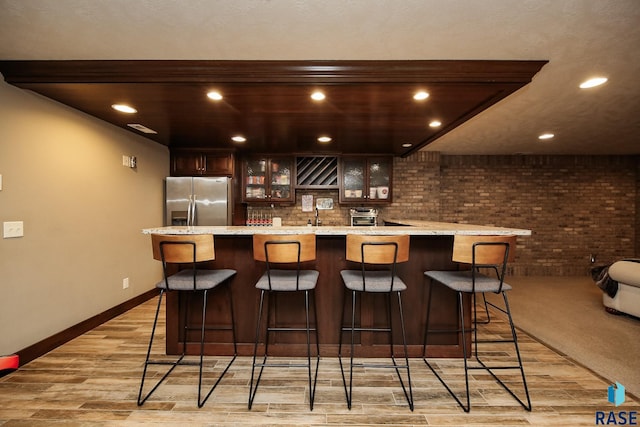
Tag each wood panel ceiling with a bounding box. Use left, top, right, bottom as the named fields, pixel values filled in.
left=0, top=60, right=546, bottom=156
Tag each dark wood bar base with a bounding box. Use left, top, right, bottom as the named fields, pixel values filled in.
left=165, top=234, right=468, bottom=358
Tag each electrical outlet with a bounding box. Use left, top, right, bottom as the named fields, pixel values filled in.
left=122, top=277, right=129, bottom=289
left=122, top=155, right=137, bottom=168
left=3, top=221, right=24, bottom=238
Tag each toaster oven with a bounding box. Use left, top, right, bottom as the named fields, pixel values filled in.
left=350, top=208, right=378, bottom=226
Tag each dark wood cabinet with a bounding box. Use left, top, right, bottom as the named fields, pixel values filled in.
left=339, top=156, right=392, bottom=203
left=242, top=156, right=295, bottom=203
left=170, top=149, right=234, bottom=176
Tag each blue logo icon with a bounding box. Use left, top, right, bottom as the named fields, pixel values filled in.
left=608, top=382, right=625, bottom=407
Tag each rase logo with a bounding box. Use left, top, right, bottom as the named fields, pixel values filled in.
left=595, top=382, right=637, bottom=425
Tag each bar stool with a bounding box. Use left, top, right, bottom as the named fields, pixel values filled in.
left=422, top=235, right=531, bottom=412
left=248, top=233, right=320, bottom=410
left=338, top=234, right=414, bottom=411
left=138, top=234, right=237, bottom=407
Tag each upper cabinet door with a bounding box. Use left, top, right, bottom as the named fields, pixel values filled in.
left=368, top=157, right=392, bottom=201
left=171, top=151, right=203, bottom=176
left=268, top=157, right=294, bottom=202
left=171, top=149, right=234, bottom=176
left=243, top=156, right=294, bottom=203
left=340, top=158, right=366, bottom=201
left=203, top=152, right=234, bottom=176
left=339, top=156, right=392, bottom=203
left=244, top=158, right=268, bottom=200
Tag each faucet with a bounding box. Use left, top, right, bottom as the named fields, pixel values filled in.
left=315, top=207, right=322, bottom=226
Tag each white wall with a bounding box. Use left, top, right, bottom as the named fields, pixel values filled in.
left=0, top=78, right=168, bottom=355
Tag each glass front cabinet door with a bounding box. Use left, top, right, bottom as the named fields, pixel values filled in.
left=340, top=156, right=392, bottom=203
left=243, top=157, right=294, bottom=203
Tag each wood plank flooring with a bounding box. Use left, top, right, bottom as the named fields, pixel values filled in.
left=1, top=297, right=638, bottom=426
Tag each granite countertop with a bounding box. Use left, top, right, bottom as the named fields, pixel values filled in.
left=381, top=219, right=531, bottom=235
left=142, top=221, right=531, bottom=236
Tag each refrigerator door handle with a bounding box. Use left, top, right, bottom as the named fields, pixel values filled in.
left=187, top=195, right=193, bottom=226
left=191, top=195, right=197, bottom=226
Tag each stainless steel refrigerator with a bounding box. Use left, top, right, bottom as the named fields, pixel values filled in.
left=165, top=177, right=233, bottom=226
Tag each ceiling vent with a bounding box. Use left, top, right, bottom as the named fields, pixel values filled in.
left=127, top=123, right=157, bottom=134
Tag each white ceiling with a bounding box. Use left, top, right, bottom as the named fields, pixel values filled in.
left=1, top=0, right=639, bottom=155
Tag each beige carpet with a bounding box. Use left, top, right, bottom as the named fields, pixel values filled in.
left=487, top=276, right=640, bottom=398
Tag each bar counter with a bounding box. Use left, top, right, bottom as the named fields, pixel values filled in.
left=143, top=221, right=531, bottom=236
left=142, top=222, right=530, bottom=358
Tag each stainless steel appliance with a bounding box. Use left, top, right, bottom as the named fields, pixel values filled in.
left=165, top=177, right=233, bottom=226
left=350, top=208, right=378, bottom=226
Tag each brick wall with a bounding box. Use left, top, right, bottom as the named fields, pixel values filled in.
left=438, top=155, right=637, bottom=275
left=384, top=151, right=441, bottom=220
left=248, top=153, right=639, bottom=276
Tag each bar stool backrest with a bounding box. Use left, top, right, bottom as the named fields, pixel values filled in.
left=253, top=234, right=316, bottom=292
left=345, top=234, right=410, bottom=265
left=253, top=233, right=316, bottom=263
left=451, top=235, right=516, bottom=266
left=152, top=234, right=216, bottom=264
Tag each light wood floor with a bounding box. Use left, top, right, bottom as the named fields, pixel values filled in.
left=1, top=297, right=638, bottom=426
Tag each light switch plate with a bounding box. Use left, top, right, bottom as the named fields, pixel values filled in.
left=3, top=221, right=24, bottom=238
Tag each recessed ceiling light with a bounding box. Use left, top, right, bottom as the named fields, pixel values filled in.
left=429, top=120, right=442, bottom=128
left=579, top=77, right=608, bottom=89
left=413, top=91, right=429, bottom=100
left=402, top=143, right=413, bottom=148
left=317, top=136, right=332, bottom=143
left=231, top=135, right=246, bottom=143
left=207, top=91, right=223, bottom=101
left=311, top=91, right=326, bottom=101
left=112, top=104, right=137, bottom=114
left=538, top=133, right=555, bottom=140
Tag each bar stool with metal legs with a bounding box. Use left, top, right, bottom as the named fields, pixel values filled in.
left=138, top=234, right=237, bottom=408
left=422, top=235, right=531, bottom=412
left=248, top=233, right=320, bottom=410
left=338, top=234, right=414, bottom=411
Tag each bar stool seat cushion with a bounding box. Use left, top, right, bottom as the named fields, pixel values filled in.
left=255, top=269, right=319, bottom=291
left=156, top=268, right=237, bottom=291
left=425, top=270, right=512, bottom=293
left=340, top=270, right=407, bottom=292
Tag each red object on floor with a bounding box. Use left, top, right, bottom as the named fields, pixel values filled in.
left=0, top=354, right=19, bottom=375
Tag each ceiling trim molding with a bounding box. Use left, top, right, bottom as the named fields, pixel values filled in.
left=0, top=59, right=547, bottom=85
